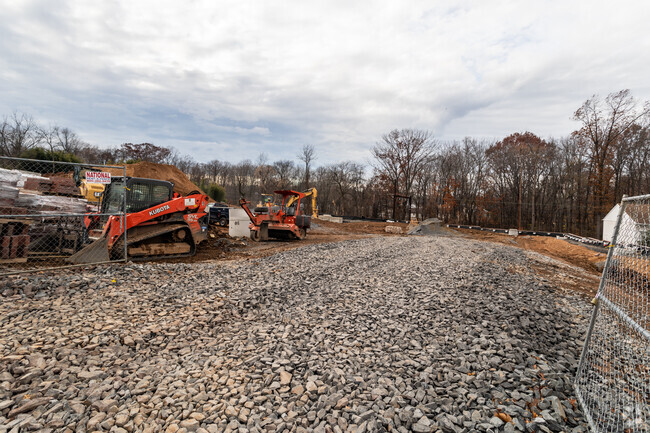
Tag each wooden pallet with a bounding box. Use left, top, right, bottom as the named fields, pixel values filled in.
left=0, top=257, right=28, bottom=264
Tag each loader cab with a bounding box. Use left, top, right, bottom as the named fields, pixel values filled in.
left=101, top=177, right=174, bottom=215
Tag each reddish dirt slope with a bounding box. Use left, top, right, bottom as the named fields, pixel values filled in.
left=104, top=162, right=204, bottom=196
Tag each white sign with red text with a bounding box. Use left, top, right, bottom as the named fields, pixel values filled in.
left=86, top=171, right=112, bottom=184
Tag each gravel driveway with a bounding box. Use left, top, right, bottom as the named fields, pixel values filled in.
left=1, top=236, right=591, bottom=433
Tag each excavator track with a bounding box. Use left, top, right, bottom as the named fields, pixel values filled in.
left=111, top=223, right=197, bottom=261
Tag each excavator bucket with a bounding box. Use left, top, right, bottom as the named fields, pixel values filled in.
left=67, top=236, right=111, bottom=264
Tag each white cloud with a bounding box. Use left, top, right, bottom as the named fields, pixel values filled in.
left=0, top=0, right=649, bottom=164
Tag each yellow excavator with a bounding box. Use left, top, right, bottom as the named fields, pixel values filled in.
left=79, top=180, right=105, bottom=203
left=286, top=187, right=318, bottom=218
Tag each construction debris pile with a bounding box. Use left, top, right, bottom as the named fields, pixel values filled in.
left=0, top=236, right=590, bottom=432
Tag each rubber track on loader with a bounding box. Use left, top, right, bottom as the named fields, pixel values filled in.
left=115, top=223, right=197, bottom=261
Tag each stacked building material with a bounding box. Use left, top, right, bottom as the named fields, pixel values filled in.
left=0, top=168, right=92, bottom=260
left=48, top=177, right=82, bottom=197
left=26, top=216, right=84, bottom=255
left=14, top=193, right=88, bottom=214
left=0, top=168, right=26, bottom=187
left=0, top=183, right=19, bottom=208
left=0, top=219, right=31, bottom=262
left=0, top=169, right=20, bottom=209
left=23, top=177, right=53, bottom=193
left=0, top=167, right=51, bottom=185
left=0, top=168, right=88, bottom=215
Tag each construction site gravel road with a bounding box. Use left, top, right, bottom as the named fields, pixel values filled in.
left=1, top=236, right=593, bottom=433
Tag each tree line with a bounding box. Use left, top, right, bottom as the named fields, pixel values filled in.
left=1, top=89, right=648, bottom=237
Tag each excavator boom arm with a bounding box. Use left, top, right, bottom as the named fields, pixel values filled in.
left=239, top=198, right=259, bottom=226
left=286, top=187, right=318, bottom=217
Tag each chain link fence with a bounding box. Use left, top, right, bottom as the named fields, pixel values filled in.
left=575, top=194, right=650, bottom=432
left=0, top=156, right=127, bottom=275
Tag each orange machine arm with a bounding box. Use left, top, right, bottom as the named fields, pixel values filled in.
left=239, top=198, right=259, bottom=226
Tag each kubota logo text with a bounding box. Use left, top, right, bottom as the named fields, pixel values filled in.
left=149, top=205, right=170, bottom=216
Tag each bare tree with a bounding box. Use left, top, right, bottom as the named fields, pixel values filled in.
left=573, top=89, right=650, bottom=233
left=325, top=162, right=358, bottom=214
left=76, top=144, right=117, bottom=164
left=120, top=142, right=172, bottom=163
left=0, top=112, right=41, bottom=156
left=56, top=127, right=86, bottom=154
left=623, top=125, right=650, bottom=196
left=371, top=129, right=437, bottom=219
left=273, top=160, right=297, bottom=189
left=255, top=153, right=277, bottom=194
left=205, top=159, right=231, bottom=187
left=485, top=132, right=555, bottom=230
left=298, top=144, right=316, bottom=188
left=234, top=160, right=255, bottom=198
left=39, top=125, right=60, bottom=154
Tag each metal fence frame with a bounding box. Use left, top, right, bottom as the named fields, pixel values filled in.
left=0, top=156, right=127, bottom=275
left=575, top=193, right=650, bottom=432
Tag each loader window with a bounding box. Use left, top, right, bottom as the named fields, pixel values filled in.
left=126, top=182, right=172, bottom=213
left=103, top=185, right=124, bottom=214
left=153, top=185, right=170, bottom=201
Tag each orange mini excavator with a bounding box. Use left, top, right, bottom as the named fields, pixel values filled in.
left=69, top=177, right=209, bottom=263
left=239, top=190, right=311, bottom=241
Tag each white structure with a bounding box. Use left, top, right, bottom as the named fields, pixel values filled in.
left=229, top=208, right=251, bottom=238
left=602, top=204, right=640, bottom=244
left=319, top=214, right=343, bottom=223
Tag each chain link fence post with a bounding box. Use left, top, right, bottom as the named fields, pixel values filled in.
left=122, top=165, right=128, bottom=262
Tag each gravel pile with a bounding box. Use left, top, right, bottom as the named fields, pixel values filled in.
left=0, top=236, right=591, bottom=433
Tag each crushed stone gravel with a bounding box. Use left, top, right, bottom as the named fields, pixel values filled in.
left=0, top=236, right=591, bottom=432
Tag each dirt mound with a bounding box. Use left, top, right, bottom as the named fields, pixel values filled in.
left=103, top=162, right=204, bottom=196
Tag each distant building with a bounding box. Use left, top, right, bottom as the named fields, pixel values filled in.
left=602, top=204, right=644, bottom=245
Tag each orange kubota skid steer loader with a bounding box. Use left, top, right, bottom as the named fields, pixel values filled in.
left=68, top=177, right=209, bottom=263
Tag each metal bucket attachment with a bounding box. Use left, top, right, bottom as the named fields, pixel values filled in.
left=67, top=236, right=110, bottom=264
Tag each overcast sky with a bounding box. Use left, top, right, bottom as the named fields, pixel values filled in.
left=1, top=0, right=649, bottom=165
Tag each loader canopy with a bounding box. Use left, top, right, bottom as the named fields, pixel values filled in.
left=102, top=177, right=174, bottom=215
